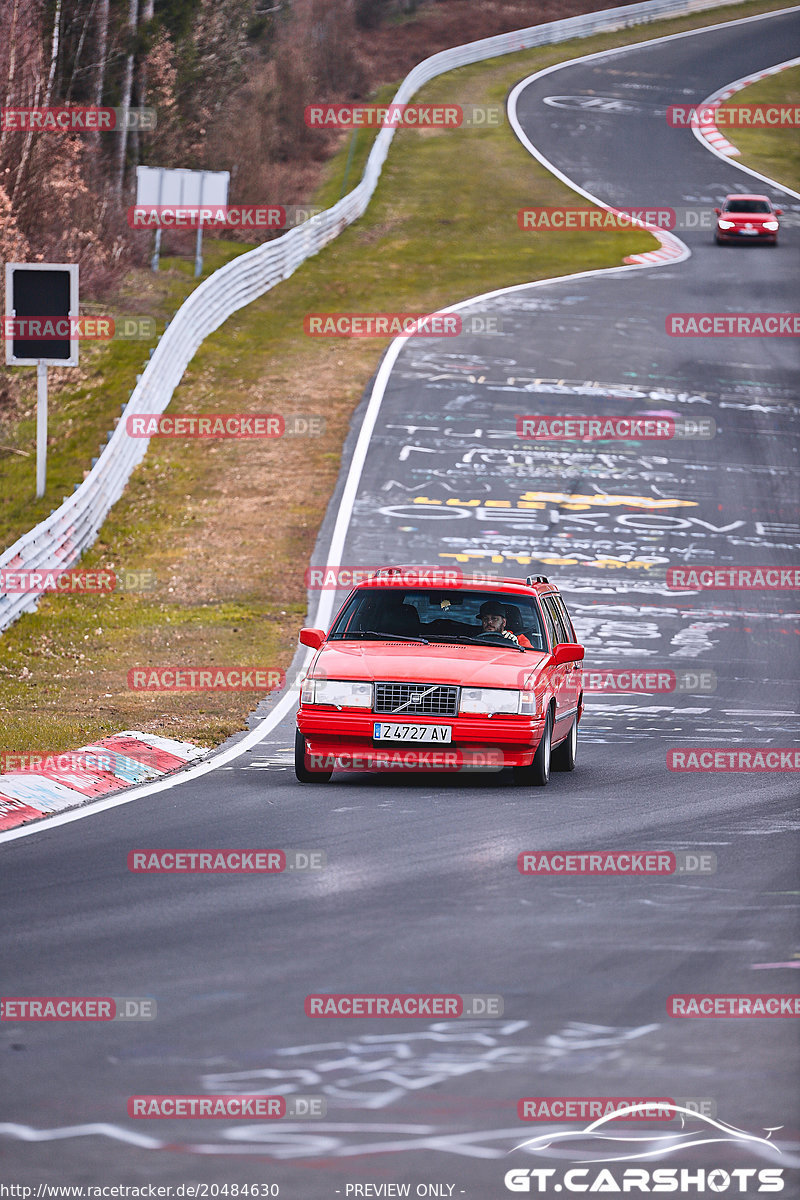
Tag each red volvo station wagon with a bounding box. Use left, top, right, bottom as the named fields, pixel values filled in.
left=294, top=569, right=584, bottom=787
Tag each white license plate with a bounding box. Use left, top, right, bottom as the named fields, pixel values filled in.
left=740, top=228, right=758, bottom=234
left=373, top=722, right=452, bottom=743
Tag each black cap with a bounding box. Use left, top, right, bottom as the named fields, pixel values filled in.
left=479, top=600, right=506, bottom=617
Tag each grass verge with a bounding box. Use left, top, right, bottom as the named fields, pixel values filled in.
left=717, top=64, right=800, bottom=191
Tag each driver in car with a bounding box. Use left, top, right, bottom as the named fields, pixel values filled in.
left=478, top=600, right=533, bottom=648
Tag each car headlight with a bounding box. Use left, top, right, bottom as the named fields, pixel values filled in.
left=718, top=219, right=735, bottom=229
left=460, top=687, right=539, bottom=716
left=302, top=679, right=373, bottom=708
left=763, top=220, right=779, bottom=231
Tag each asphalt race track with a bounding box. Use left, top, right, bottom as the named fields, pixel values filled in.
left=2, top=8, right=799, bottom=1195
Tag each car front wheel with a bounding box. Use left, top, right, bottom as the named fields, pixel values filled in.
left=513, top=709, right=551, bottom=787
left=294, top=727, right=332, bottom=784
left=551, top=715, right=577, bottom=772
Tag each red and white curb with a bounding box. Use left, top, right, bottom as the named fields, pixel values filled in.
left=0, top=732, right=207, bottom=832
left=622, top=238, right=685, bottom=267
left=692, top=56, right=800, bottom=159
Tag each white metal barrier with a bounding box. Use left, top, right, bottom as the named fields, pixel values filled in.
left=0, top=0, right=747, bottom=632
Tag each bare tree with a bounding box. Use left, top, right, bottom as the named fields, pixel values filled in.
left=12, top=0, right=60, bottom=201
left=115, top=0, right=139, bottom=193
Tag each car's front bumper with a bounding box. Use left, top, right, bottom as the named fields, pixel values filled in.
left=716, top=226, right=776, bottom=242
left=296, top=707, right=547, bottom=771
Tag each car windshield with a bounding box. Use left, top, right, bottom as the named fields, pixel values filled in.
left=724, top=199, right=771, bottom=213
left=329, top=588, right=547, bottom=651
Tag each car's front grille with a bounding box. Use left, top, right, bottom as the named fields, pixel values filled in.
left=373, top=681, right=459, bottom=717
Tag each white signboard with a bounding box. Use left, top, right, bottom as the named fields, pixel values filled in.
left=135, top=166, right=229, bottom=208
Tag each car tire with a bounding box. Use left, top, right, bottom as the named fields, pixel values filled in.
left=551, top=715, right=577, bottom=772
left=513, top=708, right=551, bottom=787
left=294, top=727, right=332, bottom=784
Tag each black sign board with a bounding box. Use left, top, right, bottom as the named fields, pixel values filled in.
left=5, top=263, right=79, bottom=365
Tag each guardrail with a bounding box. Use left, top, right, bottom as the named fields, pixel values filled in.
left=0, top=0, right=747, bottom=633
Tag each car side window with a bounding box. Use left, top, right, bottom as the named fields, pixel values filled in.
left=539, top=598, right=559, bottom=650
left=553, top=595, right=576, bottom=642
left=542, top=595, right=569, bottom=645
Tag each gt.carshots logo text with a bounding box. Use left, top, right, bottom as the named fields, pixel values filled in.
left=304, top=993, right=504, bottom=1017
left=667, top=313, right=799, bottom=336
left=503, top=1168, right=785, bottom=1192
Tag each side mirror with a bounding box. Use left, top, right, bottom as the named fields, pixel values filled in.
left=775, top=208, right=783, bottom=216
left=714, top=208, right=721, bottom=215
left=299, top=627, right=326, bottom=650
left=551, top=643, right=584, bottom=666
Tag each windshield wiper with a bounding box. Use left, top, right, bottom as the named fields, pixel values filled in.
left=347, top=629, right=430, bottom=645
left=426, top=634, right=525, bottom=653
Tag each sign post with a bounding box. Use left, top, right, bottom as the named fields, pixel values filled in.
left=5, top=263, right=79, bottom=498
left=36, top=361, right=48, bottom=498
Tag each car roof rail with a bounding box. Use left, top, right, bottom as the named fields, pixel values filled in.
left=526, top=574, right=550, bottom=585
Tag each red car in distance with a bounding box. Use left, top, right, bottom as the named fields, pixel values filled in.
left=295, top=569, right=584, bottom=787
left=714, top=193, right=781, bottom=244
